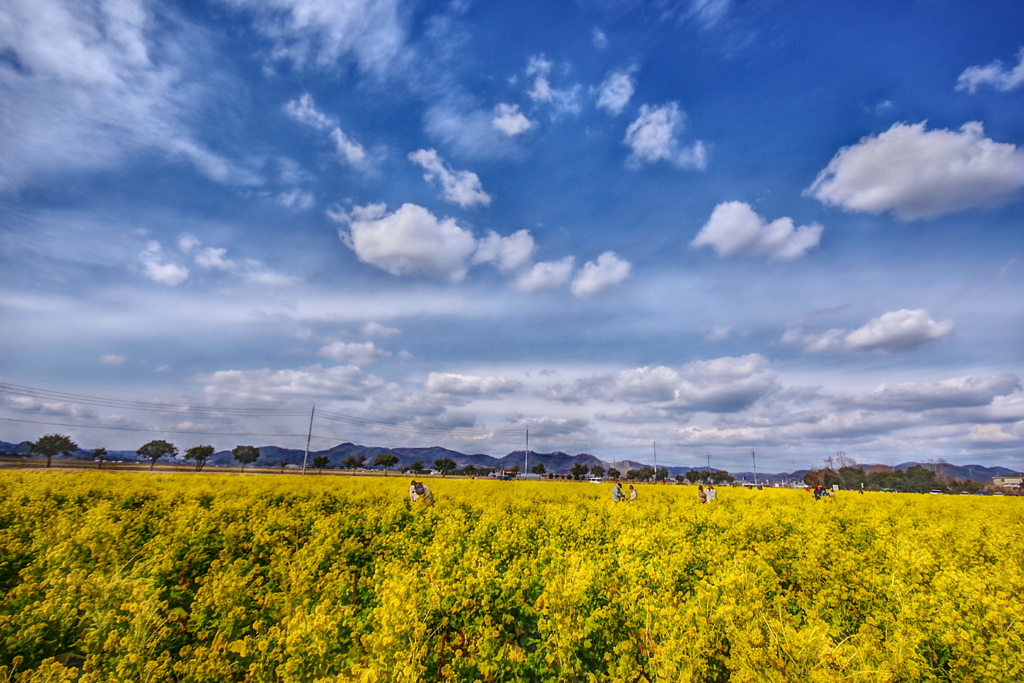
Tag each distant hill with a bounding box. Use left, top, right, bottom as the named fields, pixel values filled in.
left=2, top=437, right=1017, bottom=480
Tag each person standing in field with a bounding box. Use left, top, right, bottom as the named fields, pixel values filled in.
left=628, top=484, right=637, bottom=502
left=613, top=482, right=625, bottom=502
left=707, top=483, right=717, bottom=502
left=698, top=485, right=707, bottom=504
left=409, top=480, right=433, bottom=503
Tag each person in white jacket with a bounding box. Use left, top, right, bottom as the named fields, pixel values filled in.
left=409, top=480, right=434, bottom=503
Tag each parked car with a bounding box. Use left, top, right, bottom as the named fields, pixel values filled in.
left=929, top=489, right=943, bottom=495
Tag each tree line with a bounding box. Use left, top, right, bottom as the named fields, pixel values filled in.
left=802, top=465, right=985, bottom=493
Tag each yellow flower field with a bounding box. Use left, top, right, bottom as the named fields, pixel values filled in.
left=0, top=471, right=1022, bottom=682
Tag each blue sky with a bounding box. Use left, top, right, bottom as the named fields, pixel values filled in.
left=2, top=0, right=1024, bottom=472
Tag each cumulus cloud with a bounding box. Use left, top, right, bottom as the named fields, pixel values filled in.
left=491, top=103, right=534, bottom=137
left=514, top=257, right=575, bottom=293
left=194, top=363, right=386, bottom=403
left=362, top=322, right=400, bottom=338
left=592, top=28, right=608, bottom=49
left=425, top=373, right=521, bottom=396
left=332, top=202, right=478, bottom=282
left=545, top=354, right=777, bottom=414
left=852, top=375, right=1021, bottom=412
left=222, top=0, right=408, bottom=76
left=0, top=0, right=254, bottom=192
left=525, top=54, right=581, bottom=116
left=509, top=416, right=591, bottom=435
left=595, top=68, right=636, bottom=116
left=691, top=202, right=823, bottom=261
left=806, top=121, right=1024, bottom=220
left=98, top=354, right=127, bottom=366
left=783, top=309, right=955, bottom=355
left=139, top=241, right=188, bottom=285
left=317, top=341, right=392, bottom=366
left=331, top=127, right=367, bottom=166
left=283, top=92, right=337, bottom=129
left=408, top=149, right=491, bottom=208
left=472, top=230, right=536, bottom=273
left=956, top=48, right=1024, bottom=93
left=571, top=251, right=631, bottom=299
left=624, top=103, right=706, bottom=169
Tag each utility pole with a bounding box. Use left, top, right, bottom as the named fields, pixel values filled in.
left=752, top=450, right=758, bottom=486
left=651, top=440, right=659, bottom=483
left=525, top=427, right=529, bottom=475
left=301, top=404, right=315, bottom=475
left=706, top=453, right=711, bottom=480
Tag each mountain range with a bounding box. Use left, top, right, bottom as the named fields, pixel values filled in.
left=1, top=439, right=1018, bottom=482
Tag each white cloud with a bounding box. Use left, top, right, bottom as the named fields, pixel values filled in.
left=194, top=363, right=386, bottom=403
left=331, top=127, right=367, bottom=167
left=318, top=341, right=392, bottom=366
left=689, top=0, right=732, bottom=29
left=783, top=309, right=955, bottom=355
left=547, top=354, right=777, bottom=414
left=0, top=0, right=254, bottom=192
left=425, top=99, right=521, bottom=160
left=332, top=202, right=478, bottom=282
left=525, top=54, right=581, bottom=116
left=239, top=262, right=300, bottom=287
left=139, top=241, right=188, bottom=285
left=362, top=322, right=400, bottom=338
left=98, top=354, right=126, bottom=366
left=222, top=0, right=408, bottom=76
left=691, top=202, right=822, bottom=261
left=425, top=372, right=521, bottom=396
left=514, top=257, right=575, bottom=293
left=473, top=230, right=536, bottom=273
left=595, top=69, right=636, bottom=116
left=705, top=326, right=733, bottom=341
left=178, top=234, right=200, bottom=252
left=592, top=28, right=608, bottom=49
left=624, top=103, right=706, bottom=169
left=844, top=309, right=955, bottom=353
left=852, top=375, right=1022, bottom=411
left=956, top=48, right=1024, bottom=93
left=277, top=189, right=315, bottom=210
left=571, top=251, right=631, bottom=299
left=195, top=247, right=234, bottom=270
left=283, top=92, right=337, bottom=129
left=806, top=121, right=1024, bottom=220
left=408, top=149, right=491, bottom=208
left=491, top=103, right=534, bottom=137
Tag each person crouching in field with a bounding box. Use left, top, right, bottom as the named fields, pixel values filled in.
left=698, top=485, right=707, bottom=503
left=707, top=483, right=717, bottom=502
left=628, top=484, right=637, bottom=502
left=409, top=480, right=433, bottom=503
left=613, top=482, right=625, bottom=502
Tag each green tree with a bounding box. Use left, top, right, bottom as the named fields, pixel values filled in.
left=30, top=434, right=79, bottom=469
left=570, top=463, right=590, bottom=480
left=434, top=457, right=457, bottom=476
left=636, top=466, right=655, bottom=481
left=607, top=467, right=621, bottom=480
left=342, top=454, right=366, bottom=471
left=409, top=460, right=426, bottom=474
left=462, top=464, right=478, bottom=477
left=711, top=471, right=735, bottom=484
left=373, top=453, right=400, bottom=475
left=232, top=445, right=260, bottom=472
left=625, top=469, right=639, bottom=480
left=531, top=463, right=546, bottom=475
left=508, top=464, right=520, bottom=476
left=279, top=459, right=289, bottom=473
left=313, top=455, right=330, bottom=474
left=685, top=469, right=702, bottom=484
left=590, top=465, right=606, bottom=478
left=137, top=439, right=177, bottom=470
left=184, top=445, right=214, bottom=472
left=655, top=467, right=668, bottom=482
left=91, top=447, right=107, bottom=469
left=839, top=466, right=866, bottom=490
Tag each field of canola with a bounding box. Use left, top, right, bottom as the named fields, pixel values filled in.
left=1, top=471, right=1022, bottom=683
